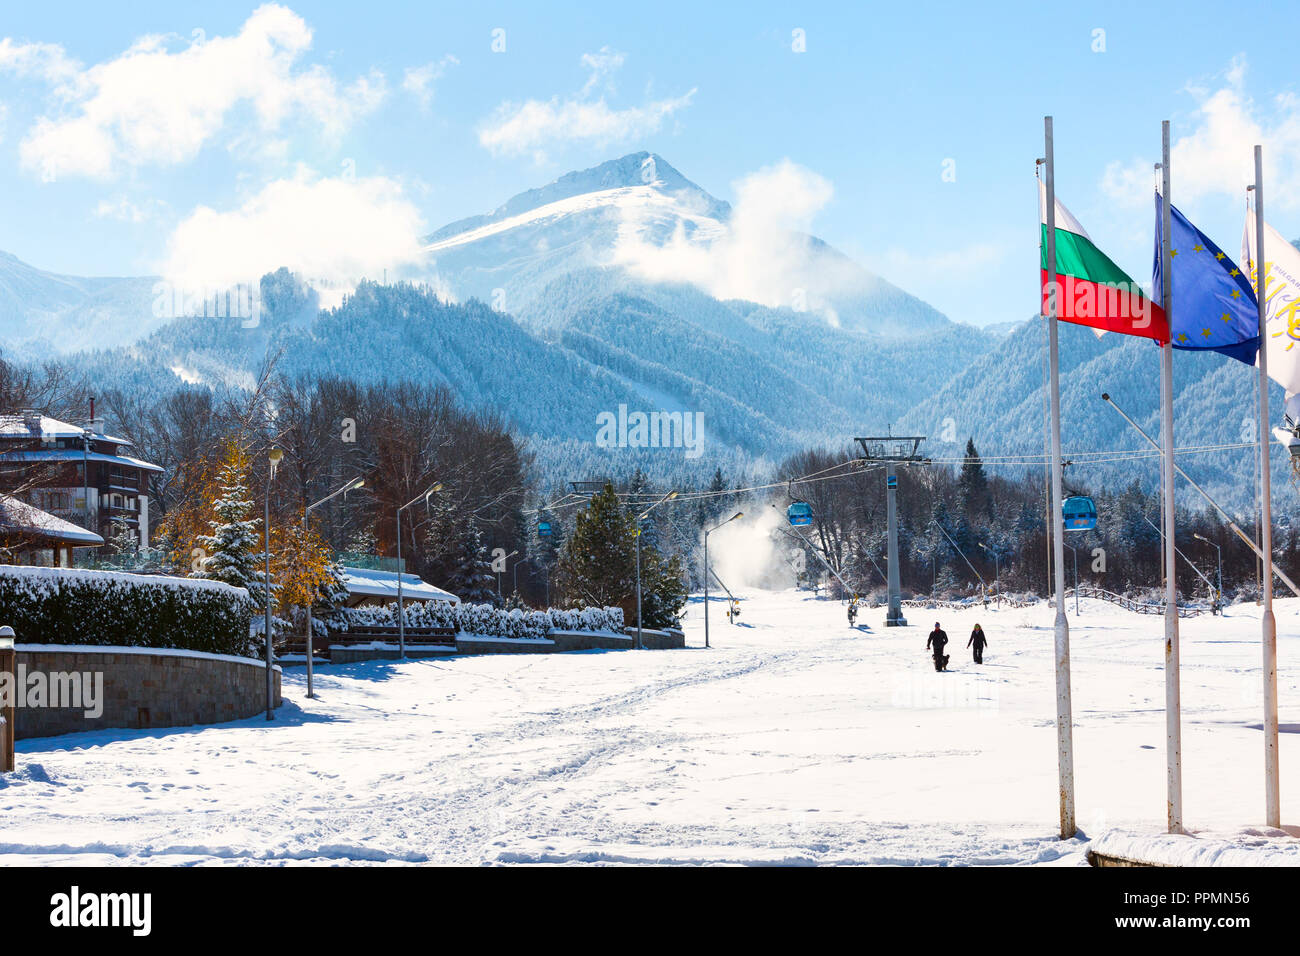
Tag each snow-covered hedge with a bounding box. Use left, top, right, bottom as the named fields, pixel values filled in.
left=547, top=605, right=624, bottom=634
left=0, top=565, right=258, bottom=656
left=336, top=601, right=624, bottom=641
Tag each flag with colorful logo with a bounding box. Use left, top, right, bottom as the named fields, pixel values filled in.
left=1243, top=209, right=1300, bottom=420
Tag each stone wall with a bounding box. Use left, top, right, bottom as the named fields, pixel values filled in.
left=452, top=636, right=554, bottom=655
left=313, top=627, right=686, bottom=663
left=11, top=645, right=281, bottom=740
left=327, top=644, right=458, bottom=664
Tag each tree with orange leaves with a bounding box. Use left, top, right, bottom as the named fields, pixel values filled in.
left=273, top=517, right=346, bottom=617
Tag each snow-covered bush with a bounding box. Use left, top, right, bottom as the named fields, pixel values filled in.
left=0, top=566, right=257, bottom=656
left=547, top=605, right=623, bottom=633
left=335, top=600, right=623, bottom=640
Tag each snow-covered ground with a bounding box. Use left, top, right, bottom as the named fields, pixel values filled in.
left=1, top=588, right=1298, bottom=866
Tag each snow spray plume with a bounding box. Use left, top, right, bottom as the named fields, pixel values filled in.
left=706, top=507, right=798, bottom=590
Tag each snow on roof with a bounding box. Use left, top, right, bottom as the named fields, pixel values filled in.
left=341, top=566, right=460, bottom=605
left=0, top=495, right=104, bottom=545
left=0, top=413, right=133, bottom=446
left=0, top=448, right=163, bottom=473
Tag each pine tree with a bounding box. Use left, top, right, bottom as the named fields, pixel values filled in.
left=958, top=437, right=990, bottom=518
left=554, top=482, right=686, bottom=625
left=445, top=518, right=498, bottom=604
left=195, top=443, right=263, bottom=593
left=107, top=519, right=140, bottom=565
left=344, top=525, right=379, bottom=558
left=555, top=482, right=637, bottom=610
left=639, top=549, right=688, bottom=629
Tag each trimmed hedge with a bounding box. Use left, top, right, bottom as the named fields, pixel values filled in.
left=339, top=601, right=625, bottom=641
left=0, top=565, right=258, bottom=656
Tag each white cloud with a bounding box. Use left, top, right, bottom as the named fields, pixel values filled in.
left=2, top=4, right=386, bottom=181
left=478, top=49, right=693, bottom=160
left=0, top=37, right=81, bottom=86
left=612, top=159, right=847, bottom=322
left=402, top=55, right=458, bottom=110
left=159, top=170, right=426, bottom=307
left=1102, top=57, right=1300, bottom=211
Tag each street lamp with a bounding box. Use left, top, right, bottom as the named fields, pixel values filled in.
left=0, top=625, right=14, bottom=772
left=1194, top=533, right=1223, bottom=608
left=979, top=542, right=1001, bottom=606
left=496, top=550, right=519, bottom=600
left=703, top=511, right=743, bottom=649
left=396, top=482, right=442, bottom=659
left=264, top=446, right=283, bottom=720
left=303, top=476, right=364, bottom=699
left=634, top=491, right=678, bottom=650
left=512, top=555, right=530, bottom=598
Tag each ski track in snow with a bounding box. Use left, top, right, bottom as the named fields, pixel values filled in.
left=0, top=589, right=1296, bottom=866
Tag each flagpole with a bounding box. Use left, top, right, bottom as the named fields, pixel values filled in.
left=1253, top=144, right=1281, bottom=829
left=1158, top=120, right=1184, bottom=834
left=1042, top=116, right=1076, bottom=840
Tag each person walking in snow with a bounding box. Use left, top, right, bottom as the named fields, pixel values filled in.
left=968, top=623, right=988, bottom=664
left=926, top=622, right=949, bottom=672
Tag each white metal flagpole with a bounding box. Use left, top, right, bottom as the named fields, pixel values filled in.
left=1042, top=116, right=1076, bottom=839
left=1158, top=120, right=1184, bottom=834
left=1252, top=144, right=1281, bottom=828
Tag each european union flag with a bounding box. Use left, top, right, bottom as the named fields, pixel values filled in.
left=1153, top=193, right=1259, bottom=365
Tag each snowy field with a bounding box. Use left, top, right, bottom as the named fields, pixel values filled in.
left=1, top=588, right=1298, bottom=866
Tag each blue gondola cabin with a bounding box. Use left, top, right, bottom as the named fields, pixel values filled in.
left=787, top=502, right=813, bottom=527
left=1062, top=496, right=1096, bottom=532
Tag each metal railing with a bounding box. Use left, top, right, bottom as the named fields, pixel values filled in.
left=1062, top=585, right=1207, bottom=618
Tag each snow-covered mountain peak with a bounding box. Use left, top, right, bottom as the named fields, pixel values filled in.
left=425, top=151, right=729, bottom=247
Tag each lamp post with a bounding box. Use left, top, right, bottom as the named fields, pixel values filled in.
left=634, top=491, right=678, bottom=650
left=265, top=446, right=283, bottom=720
left=512, top=555, right=530, bottom=597
left=703, top=512, right=743, bottom=649
left=1194, top=533, right=1223, bottom=607
left=0, top=625, right=14, bottom=772
left=979, top=542, right=1000, bottom=606
left=303, top=476, right=364, bottom=699
left=496, top=550, right=519, bottom=601
left=396, top=482, right=442, bottom=659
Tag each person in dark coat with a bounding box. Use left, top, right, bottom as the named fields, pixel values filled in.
left=926, top=622, right=949, bottom=672
left=968, top=623, right=988, bottom=664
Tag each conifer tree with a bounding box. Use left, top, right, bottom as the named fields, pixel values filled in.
left=107, top=519, right=140, bottom=565
left=555, top=482, right=686, bottom=625
left=445, top=518, right=498, bottom=604
left=195, top=443, right=263, bottom=593
left=958, top=437, right=990, bottom=517
left=555, top=483, right=636, bottom=609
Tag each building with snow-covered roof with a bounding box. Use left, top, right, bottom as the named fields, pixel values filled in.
left=0, top=494, right=105, bottom=566
left=340, top=566, right=460, bottom=607
left=0, top=405, right=161, bottom=551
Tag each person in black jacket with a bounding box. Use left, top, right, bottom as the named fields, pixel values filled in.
left=968, top=623, right=988, bottom=664
left=926, top=622, right=949, bottom=672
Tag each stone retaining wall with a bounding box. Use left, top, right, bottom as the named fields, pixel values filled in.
left=315, top=627, right=686, bottom=664
left=11, top=645, right=281, bottom=740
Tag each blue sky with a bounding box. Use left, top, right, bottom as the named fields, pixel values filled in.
left=1, top=1, right=1297, bottom=326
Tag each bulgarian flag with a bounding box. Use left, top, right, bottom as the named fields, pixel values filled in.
left=1040, top=181, right=1168, bottom=341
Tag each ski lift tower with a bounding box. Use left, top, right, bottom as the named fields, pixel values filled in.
left=855, top=432, right=927, bottom=627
